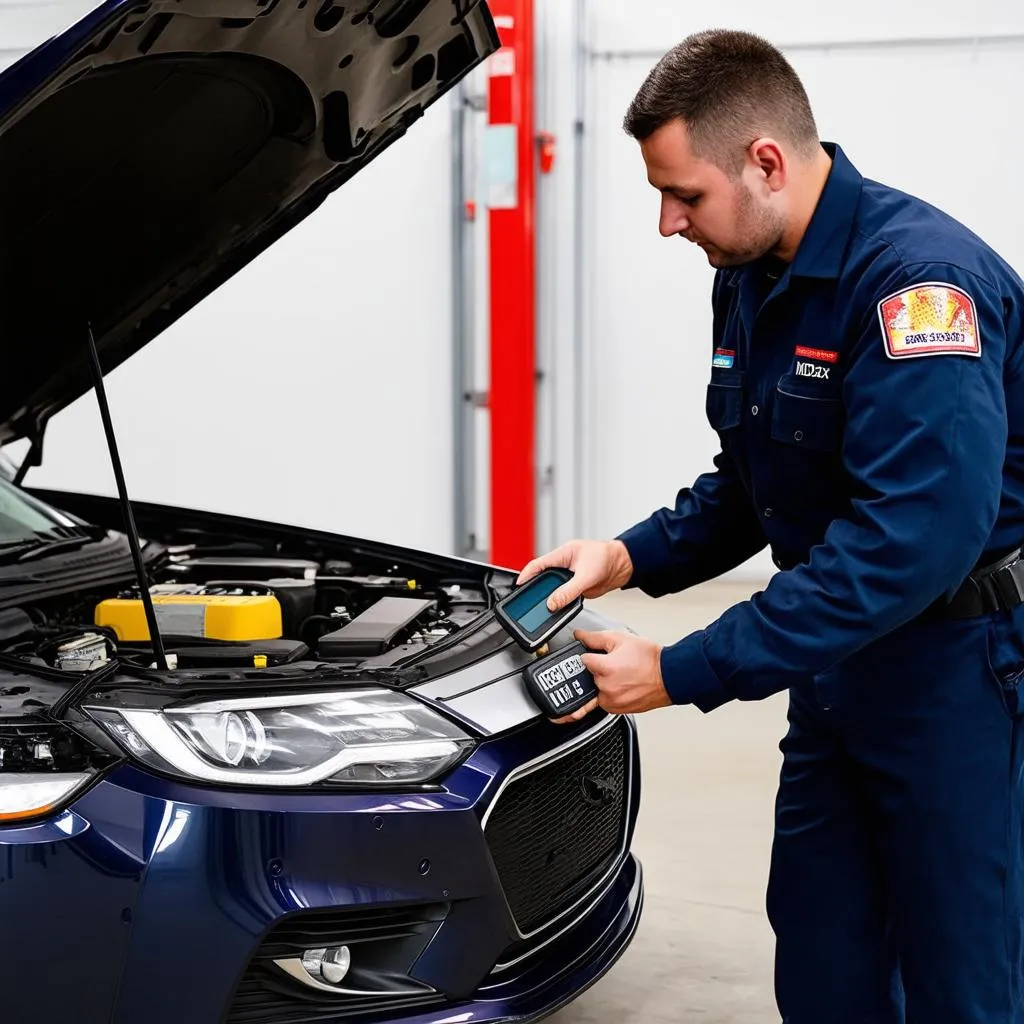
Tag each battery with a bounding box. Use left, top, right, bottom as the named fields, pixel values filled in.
left=95, top=587, right=283, bottom=642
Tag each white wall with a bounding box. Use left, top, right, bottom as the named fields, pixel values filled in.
left=576, top=1, right=1024, bottom=579
left=0, top=0, right=90, bottom=66
left=0, top=0, right=459, bottom=555
left=535, top=0, right=586, bottom=555
left=587, top=0, right=1024, bottom=51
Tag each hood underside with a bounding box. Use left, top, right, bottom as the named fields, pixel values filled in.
left=0, top=0, right=498, bottom=445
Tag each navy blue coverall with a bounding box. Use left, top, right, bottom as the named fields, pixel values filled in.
left=617, top=143, right=1024, bottom=1022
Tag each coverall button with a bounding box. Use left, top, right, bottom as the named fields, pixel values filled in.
left=794, top=430, right=804, bottom=442
left=751, top=405, right=759, bottom=416
left=764, top=507, right=774, bottom=518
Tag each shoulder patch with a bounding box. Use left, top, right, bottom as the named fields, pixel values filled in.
left=877, top=282, right=981, bottom=360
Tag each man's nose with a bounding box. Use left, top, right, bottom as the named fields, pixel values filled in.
left=660, top=199, right=689, bottom=238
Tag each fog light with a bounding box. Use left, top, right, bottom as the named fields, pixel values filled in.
left=301, top=945, right=352, bottom=986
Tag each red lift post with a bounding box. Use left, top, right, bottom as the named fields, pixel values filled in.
left=486, top=0, right=536, bottom=571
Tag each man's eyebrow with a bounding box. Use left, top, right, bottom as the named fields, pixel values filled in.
left=650, top=181, right=700, bottom=195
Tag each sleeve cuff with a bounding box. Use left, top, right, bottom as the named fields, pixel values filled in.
left=615, top=521, right=667, bottom=590
left=659, top=630, right=734, bottom=712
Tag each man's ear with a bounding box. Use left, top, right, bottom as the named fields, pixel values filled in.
left=748, top=137, right=787, bottom=193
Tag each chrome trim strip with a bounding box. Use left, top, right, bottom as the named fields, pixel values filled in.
left=481, top=714, right=636, bottom=941
left=488, top=857, right=643, bottom=975
left=488, top=863, right=619, bottom=973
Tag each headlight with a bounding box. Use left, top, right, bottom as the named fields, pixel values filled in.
left=0, top=773, right=93, bottom=821
left=0, top=721, right=116, bottom=823
left=85, top=690, right=474, bottom=787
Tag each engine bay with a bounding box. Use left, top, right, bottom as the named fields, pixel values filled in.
left=0, top=550, right=494, bottom=678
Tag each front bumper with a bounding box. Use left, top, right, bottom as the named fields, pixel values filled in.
left=0, top=714, right=642, bottom=1024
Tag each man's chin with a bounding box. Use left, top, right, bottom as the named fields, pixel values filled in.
left=704, top=248, right=754, bottom=269
left=703, top=249, right=732, bottom=268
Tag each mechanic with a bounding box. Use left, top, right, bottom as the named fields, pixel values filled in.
left=517, top=29, right=1024, bottom=1024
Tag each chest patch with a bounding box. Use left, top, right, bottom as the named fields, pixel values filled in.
left=712, top=348, right=735, bottom=369
left=795, top=345, right=839, bottom=364
left=795, top=361, right=832, bottom=380
left=878, top=282, right=981, bottom=360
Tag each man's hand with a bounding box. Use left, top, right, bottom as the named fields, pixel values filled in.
left=549, top=628, right=672, bottom=724
left=516, top=539, right=634, bottom=612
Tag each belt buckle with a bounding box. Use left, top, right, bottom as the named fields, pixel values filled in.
left=974, top=547, right=1024, bottom=613
left=993, top=555, right=1024, bottom=608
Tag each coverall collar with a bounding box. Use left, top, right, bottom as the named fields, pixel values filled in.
left=789, top=141, right=864, bottom=280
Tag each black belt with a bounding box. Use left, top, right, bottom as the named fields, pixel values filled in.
left=934, top=547, right=1024, bottom=619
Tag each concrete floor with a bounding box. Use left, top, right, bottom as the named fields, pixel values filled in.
left=552, top=581, right=788, bottom=1024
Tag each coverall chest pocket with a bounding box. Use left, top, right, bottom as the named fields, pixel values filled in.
left=706, top=370, right=744, bottom=434
left=770, top=377, right=843, bottom=454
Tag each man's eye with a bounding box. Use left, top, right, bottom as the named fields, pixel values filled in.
left=680, top=195, right=700, bottom=206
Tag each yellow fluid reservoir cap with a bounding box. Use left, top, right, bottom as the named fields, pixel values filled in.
left=253, top=654, right=268, bottom=669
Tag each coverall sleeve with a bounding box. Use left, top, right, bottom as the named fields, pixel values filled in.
left=615, top=452, right=768, bottom=596
left=657, top=261, right=1009, bottom=711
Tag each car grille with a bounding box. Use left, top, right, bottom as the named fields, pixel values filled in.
left=225, top=904, right=447, bottom=1024
left=484, top=717, right=630, bottom=936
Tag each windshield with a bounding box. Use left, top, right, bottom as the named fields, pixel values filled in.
left=0, top=476, right=77, bottom=542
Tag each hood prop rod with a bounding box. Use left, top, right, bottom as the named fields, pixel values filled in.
left=86, top=323, right=169, bottom=671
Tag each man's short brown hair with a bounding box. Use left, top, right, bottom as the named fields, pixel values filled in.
left=623, top=29, right=820, bottom=172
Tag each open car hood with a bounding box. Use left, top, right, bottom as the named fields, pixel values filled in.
left=0, top=0, right=498, bottom=447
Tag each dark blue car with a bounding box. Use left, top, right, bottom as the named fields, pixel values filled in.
left=0, top=2, right=643, bottom=1022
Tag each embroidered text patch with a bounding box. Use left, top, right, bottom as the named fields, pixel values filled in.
left=877, top=283, right=981, bottom=360
left=794, top=345, right=839, bottom=364
left=795, top=361, right=832, bottom=380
